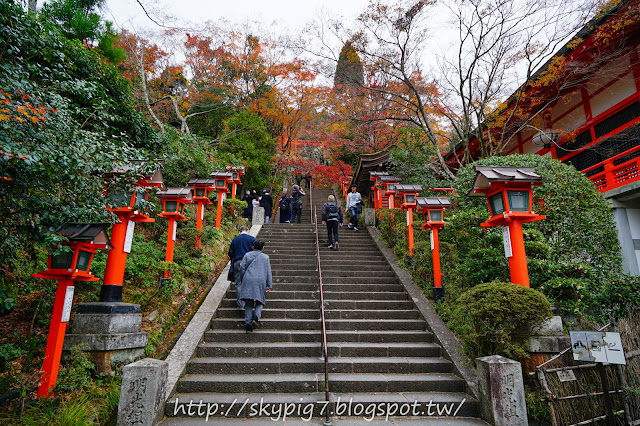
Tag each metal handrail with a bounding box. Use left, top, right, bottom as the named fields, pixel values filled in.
left=309, top=187, right=314, bottom=225
left=313, top=206, right=331, bottom=426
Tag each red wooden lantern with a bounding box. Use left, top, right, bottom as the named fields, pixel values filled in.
left=210, top=171, right=233, bottom=228
left=101, top=165, right=164, bottom=303
left=394, top=184, right=423, bottom=255
left=469, top=166, right=548, bottom=287
left=416, top=197, right=451, bottom=302
left=226, top=165, right=245, bottom=206
left=156, top=187, right=193, bottom=278
left=32, top=223, right=112, bottom=398
left=369, top=171, right=389, bottom=211
left=187, top=178, right=216, bottom=248
left=381, top=176, right=402, bottom=209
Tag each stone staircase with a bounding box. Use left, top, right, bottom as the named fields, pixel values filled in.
left=162, top=188, right=485, bottom=424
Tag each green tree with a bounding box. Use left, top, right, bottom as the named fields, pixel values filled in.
left=40, top=0, right=125, bottom=63
left=219, top=110, right=275, bottom=190
left=0, top=2, right=153, bottom=295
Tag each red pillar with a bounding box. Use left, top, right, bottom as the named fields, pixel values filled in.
left=230, top=183, right=237, bottom=215
left=38, top=278, right=74, bottom=397
left=432, top=228, right=442, bottom=288
left=506, top=220, right=530, bottom=287
left=195, top=201, right=204, bottom=249
left=101, top=211, right=130, bottom=302
left=164, top=218, right=176, bottom=278
left=215, top=191, right=224, bottom=229
left=407, top=207, right=415, bottom=255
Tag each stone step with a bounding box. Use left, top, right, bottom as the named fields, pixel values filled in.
left=325, top=319, right=425, bottom=331
left=323, top=291, right=408, bottom=300
left=175, top=373, right=465, bottom=394
left=215, top=308, right=419, bottom=320
left=204, top=330, right=432, bottom=344
left=220, top=298, right=414, bottom=310
left=164, top=392, right=481, bottom=420
left=220, top=299, right=319, bottom=309
left=186, top=356, right=451, bottom=375
left=209, top=318, right=320, bottom=330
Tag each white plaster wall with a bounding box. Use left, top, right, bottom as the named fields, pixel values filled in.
left=552, top=105, right=586, bottom=132
left=626, top=208, right=640, bottom=268
left=550, top=90, right=581, bottom=123
left=587, top=55, right=631, bottom=96
left=590, top=73, right=637, bottom=118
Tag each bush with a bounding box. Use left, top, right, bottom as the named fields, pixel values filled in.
left=447, top=281, right=552, bottom=360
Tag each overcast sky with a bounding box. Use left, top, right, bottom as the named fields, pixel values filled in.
left=104, top=0, right=371, bottom=32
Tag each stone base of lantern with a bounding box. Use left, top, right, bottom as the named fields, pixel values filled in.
left=63, top=302, right=147, bottom=375
left=432, top=286, right=444, bottom=303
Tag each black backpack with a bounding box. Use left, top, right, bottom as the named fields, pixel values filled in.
left=292, top=191, right=302, bottom=207
left=279, top=198, right=291, bottom=211
left=327, top=203, right=339, bottom=220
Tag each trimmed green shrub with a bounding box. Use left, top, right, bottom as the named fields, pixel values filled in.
left=446, top=281, right=552, bottom=359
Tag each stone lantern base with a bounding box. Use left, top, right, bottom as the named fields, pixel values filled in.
left=63, top=302, right=147, bottom=375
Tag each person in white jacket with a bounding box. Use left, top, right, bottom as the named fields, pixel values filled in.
left=346, top=184, right=362, bottom=231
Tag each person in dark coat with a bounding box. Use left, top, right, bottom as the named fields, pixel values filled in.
left=241, top=190, right=253, bottom=221
left=260, top=189, right=273, bottom=224
left=238, top=239, right=272, bottom=333
left=228, top=226, right=256, bottom=309
left=321, top=194, right=343, bottom=250
left=290, top=185, right=306, bottom=224
left=278, top=191, right=292, bottom=223
left=304, top=172, right=312, bottom=189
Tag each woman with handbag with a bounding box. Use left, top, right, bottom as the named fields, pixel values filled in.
left=346, top=184, right=362, bottom=231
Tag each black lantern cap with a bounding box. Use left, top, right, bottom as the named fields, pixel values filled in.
left=468, top=166, right=549, bottom=196
left=54, top=223, right=113, bottom=249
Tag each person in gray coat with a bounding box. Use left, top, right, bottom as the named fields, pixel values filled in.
left=238, top=239, right=273, bottom=332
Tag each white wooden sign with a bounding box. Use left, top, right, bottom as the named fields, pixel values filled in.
left=570, top=331, right=626, bottom=365
left=430, top=230, right=434, bottom=251
left=123, top=221, right=136, bottom=253
left=61, top=286, right=75, bottom=323
left=201, top=206, right=204, bottom=221
left=406, top=210, right=410, bottom=226
left=502, top=226, right=512, bottom=258
left=172, top=223, right=177, bottom=241
left=557, top=370, right=577, bottom=382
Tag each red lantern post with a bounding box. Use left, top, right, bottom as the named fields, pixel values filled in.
left=381, top=176, right=402, bottom=209
left=469, top=166, right=548, bottom=287
left=32, top=223, right=112, bottom=397
left=395, top=184, right=423, bottom=255
left=156, top=187, right=193, bottom=278
left=416, top=197, right=451, bottom=302
left=369, top=171, right=389, bottom=212
left=226, top=165, right=245, bottom=214
left=187, top=179, right=216, bottom=248
left=210, top=172, right=233, bottom=228
left=101, top=167, right=164, bottom=303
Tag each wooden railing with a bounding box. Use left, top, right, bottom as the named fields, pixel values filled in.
left=583, top=145, right=640, bottom=193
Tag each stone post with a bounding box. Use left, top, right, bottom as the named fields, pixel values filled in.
left=364, top=207, right=376, bottom=226
left=117, top=358, right=168, bottom=426
left=476, top=355, right=528, bottom=426
left=252, top=206, right=265, bottom=225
